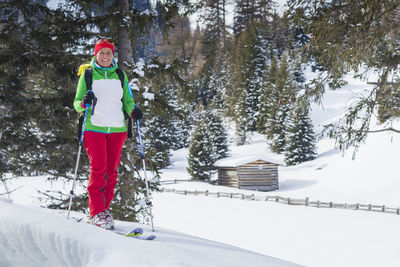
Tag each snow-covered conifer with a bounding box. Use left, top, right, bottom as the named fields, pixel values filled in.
left=187, top=120, right=215, bottom=181
left=284, top=106, right=316, bottom=165
left=205, top=110, right=229, bottom=160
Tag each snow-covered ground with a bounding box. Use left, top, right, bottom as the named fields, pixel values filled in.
left=0, top=198, right=299, bottom=267
left=2, top=73, right=400, bottom=266
left=153, top=130, right=400, bottom=266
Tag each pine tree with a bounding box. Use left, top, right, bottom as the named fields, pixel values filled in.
left=285, top=106, right=316, bottom=165
left=233, top=0, right=273, bottom=36
left=142, top=115, right=171, bottom=169
left=208, top=52, right=232, bottom=111
left=202, top=0, right=226, bottom=52
left=231, top=25, right=254, bottom=143
left=245, top=22, right=269, bottom=131
left=257, top=56, right=278, bottom=134
left=268, top=53, right=292, bottom=153
left=187, top=120, right=215, bottom=181
left=166, top=87, right=191, bottom=150
left=231, top=21, right=270, bottom=142
left=205, top=110, right=229, bottom=160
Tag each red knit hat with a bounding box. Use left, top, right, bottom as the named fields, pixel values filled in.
left=95, top=39, right=115, bottom=56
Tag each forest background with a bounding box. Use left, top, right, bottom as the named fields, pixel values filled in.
left=1, top=0, right=400, bottom=222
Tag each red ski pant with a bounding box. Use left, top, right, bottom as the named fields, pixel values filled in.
left=84, top=131, right=127, bottom=218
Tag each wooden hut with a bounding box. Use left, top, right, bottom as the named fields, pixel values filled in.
left=216, top=159, right=279, bottom=191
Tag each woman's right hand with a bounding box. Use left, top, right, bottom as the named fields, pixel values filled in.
left=83, top=90, right=95, bottom=106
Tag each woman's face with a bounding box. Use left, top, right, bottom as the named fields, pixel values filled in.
left=96, top=48, right=114, bottom=68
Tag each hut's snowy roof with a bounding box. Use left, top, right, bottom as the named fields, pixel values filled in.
left=214, top=133, right=284, bottom=167
left=215, top=155, right=282, bottom=167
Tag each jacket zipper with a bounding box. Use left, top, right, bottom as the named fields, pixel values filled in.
left=105, top=69, right=110, bottom=133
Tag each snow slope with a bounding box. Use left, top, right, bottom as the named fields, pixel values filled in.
left=0, top=198, right=301, bottom=267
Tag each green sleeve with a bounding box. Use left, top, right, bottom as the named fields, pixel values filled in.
left=73, top=74, right=87, bottom=113
left=122, top=72, right=136, bottom=116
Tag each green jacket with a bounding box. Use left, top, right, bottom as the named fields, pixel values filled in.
left=73, top=57, right=136, bottom=134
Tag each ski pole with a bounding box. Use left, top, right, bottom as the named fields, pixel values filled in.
left=67, top=99, right=91, bottom=219
left=136, top=120, right=155, bottom=232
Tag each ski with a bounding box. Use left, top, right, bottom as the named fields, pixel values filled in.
left=66, top=213, right=156, bottom=240
left=113, top=227, right=157, bottom=241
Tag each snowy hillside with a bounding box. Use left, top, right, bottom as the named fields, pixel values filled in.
left=150, top=74, right=400, bottom=267
left=0, top=198, right=300, bottom=267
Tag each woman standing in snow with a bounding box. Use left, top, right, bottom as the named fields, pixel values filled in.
left=73, top=38, right=143, bottom=229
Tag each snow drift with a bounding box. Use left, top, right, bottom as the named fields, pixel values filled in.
left=0, top=198, right=301, bottom=267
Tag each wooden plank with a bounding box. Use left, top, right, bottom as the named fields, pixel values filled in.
left=238, top=176, right=278, bottom=180
left=218, top=180, right=238, bottom=184
left=239, top=183, right=278, bottom=187
left=240, top=161, right=278, bottom=166
left=238, top=175, right=278, bottom=178
left=238, top=168, right=278, bottom=172
left=238, top=171, right=278, bottom=175
left=239, top=185, right=278, bottom=191
left=239, top=184, right=278, bottom=187
left=239, top=173, right=277, bottom=176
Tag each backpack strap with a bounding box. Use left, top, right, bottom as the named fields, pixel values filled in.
left=115, top=68, right=133, bottom=139
left=84, top=67, right=93, bottom=91
left=115, top=68, right=125, bottom=89
left=76, top=67, right=93, bottom=140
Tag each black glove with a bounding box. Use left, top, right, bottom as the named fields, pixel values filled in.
left=131, top=106, right=143, bottom=120
left=83, top=90, right=94, bottom=106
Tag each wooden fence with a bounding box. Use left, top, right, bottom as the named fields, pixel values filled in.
left=160, top=188, right=400, bottom=215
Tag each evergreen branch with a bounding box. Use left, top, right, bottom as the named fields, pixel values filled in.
left=365, top=127, right=400, bottom=134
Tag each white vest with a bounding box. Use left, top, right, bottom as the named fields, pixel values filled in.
left=90, top=79, right=124, bottom=128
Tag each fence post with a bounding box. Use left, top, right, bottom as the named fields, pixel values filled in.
left=305, top=198, right=309, bottom=206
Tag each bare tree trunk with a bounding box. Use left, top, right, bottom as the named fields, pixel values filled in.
left=0, top=129, right=2, bottom=143
left=117, top=0, right=132, bottom=71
